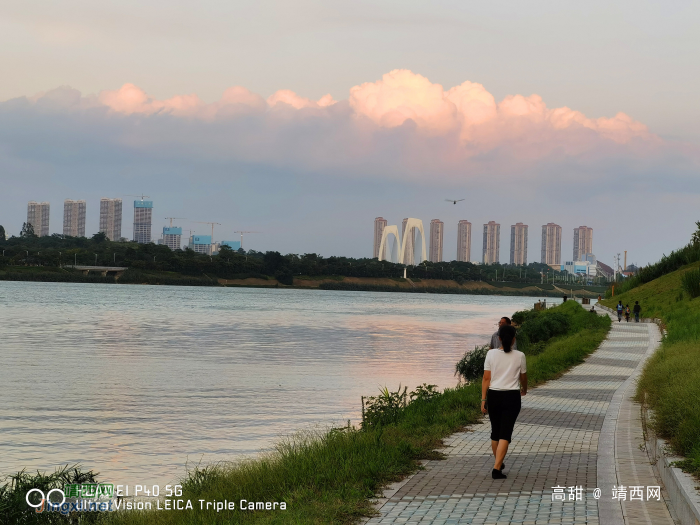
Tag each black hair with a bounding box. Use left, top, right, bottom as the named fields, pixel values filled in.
left=635, top=301, right=639, bottom=304
left=501, top=317, right=512, bottom=325
left=498, top=325, right=517, bottom=353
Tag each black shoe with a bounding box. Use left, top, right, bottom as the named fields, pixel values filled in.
left=499, top=462, right=505, bottom=471
left=492, top=469, right=507, bottom=479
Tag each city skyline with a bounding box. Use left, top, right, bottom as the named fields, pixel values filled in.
left=2, top=1, right=700, bottom=269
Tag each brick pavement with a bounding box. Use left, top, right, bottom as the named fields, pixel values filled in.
left=365, top=309, right=677, bottom=524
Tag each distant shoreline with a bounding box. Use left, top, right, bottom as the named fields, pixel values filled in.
left=0, top=267, right=605, bottom=298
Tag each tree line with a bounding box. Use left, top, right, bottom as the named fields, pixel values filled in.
left=0, top=224, right=589, bottom=285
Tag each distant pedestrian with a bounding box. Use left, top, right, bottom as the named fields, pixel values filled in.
left=563, top=294, right=567, bottom=302
left=616, top=301, right=623, bottom=322
left=598, top=295, right=602, bottom=302
left=625, top=305, right=631, bottom=322
left=482, top=325, right=526, bottom=480
left=633, top=301, right=641, bottom=322
left=490, top=317, right=517, bottom=350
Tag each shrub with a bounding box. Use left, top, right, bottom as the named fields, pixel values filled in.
left=520, top=311, right=570, bottom=344
left=680, top=268, right=700, bottom=299
left=455, top=345, right=489, bottom=383
left=361, top=385, right=408, bottom=429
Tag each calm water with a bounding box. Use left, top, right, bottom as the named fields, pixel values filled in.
left=0, top=282, right=544, bottom=486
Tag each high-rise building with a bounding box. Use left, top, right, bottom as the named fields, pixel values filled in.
left=482, top=221, right=500, bottom=264
left=401, top=218, right=415, bottom=265
left=163, top=227, right=182, bottom=250
left=188, top=234, right=212, bottom=255
left=220, top=240, right=241, bottom=251
left=373, top=217, right=387, bottom=259
left=573, top=226, right=593, bottom=261
left=541, top=223, right=562, bottom=265
left=133, top=200, right=153, bottom=244
left=457, top=220, right=472, bottom=262
left=63, top=200, right=86, bottom=237
left=99, top=198, right=122, bottom=241
left=27, top=201, right=50, bottom=236
left=429, top=219, right=444, bottom=262
left=510, top=223, right=528, bottom=265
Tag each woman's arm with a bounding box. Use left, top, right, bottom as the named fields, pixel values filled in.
left=481, top=371, right=491, bottom=414
left=520, top=372, right=528, bottom=396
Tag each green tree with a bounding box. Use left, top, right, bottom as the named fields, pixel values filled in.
left=0, top=225, right=5, bottom=241
left=92, top=231, right=108, bottom=243
left=691, top=221, right=700, bottom=246
left=20, top=222, right=36, bottom=238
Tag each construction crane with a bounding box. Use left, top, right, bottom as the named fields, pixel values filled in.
left=164, top=217, right=186, bottom=227
left=125, top=194, right=151, bottom=201
left=234, top=231, right=260, bottom=250
left=193, top=221, right=221, bottom=242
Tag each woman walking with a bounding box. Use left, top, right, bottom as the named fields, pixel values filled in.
left=481, top=324, right=527, bottom=480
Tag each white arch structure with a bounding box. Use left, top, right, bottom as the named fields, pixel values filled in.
left=378, top=218, right=427, bottom=265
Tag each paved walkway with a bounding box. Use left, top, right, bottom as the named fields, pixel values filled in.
left=366, top=310, right=677, bottom=524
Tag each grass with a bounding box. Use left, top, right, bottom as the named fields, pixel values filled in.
left=3, top=302, right=610, bottom=524
left=601, top=260, right=700, bottom=478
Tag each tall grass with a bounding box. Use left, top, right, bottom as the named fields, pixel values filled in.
left=680, top=268, right=700, bottom=298
left=0, top=465, right=100, bottom=524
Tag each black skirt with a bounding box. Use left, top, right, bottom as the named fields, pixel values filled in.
left=487, top=389, right=521, bottom=443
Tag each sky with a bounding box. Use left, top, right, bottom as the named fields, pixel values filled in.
left=1, top=0, right=699, bottom=267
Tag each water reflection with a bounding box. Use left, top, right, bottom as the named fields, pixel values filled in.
left=0, top=282, right=541, bottom=486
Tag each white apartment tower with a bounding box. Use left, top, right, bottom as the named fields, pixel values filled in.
left=27, top=201, right=50, bottom=236
left=573, top=226, right=593, bottom=261
left=510, top=223, right=528, bottom=265
left=429, top=219, right=444, bottom=262
left=99, top=198, right=123, bottom=241
left=373, top=217, right=387, bottom=259
left=457, top=220, right=472, bottom=262
left=402, top=218, right=415, bottom=265
left=63, top=200, right=86, bottom=237
left=541, top=223, right=562, bottom=265
left=482, top=221, right=500, bottom=264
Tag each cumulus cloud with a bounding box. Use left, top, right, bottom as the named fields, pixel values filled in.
left=2, top=68, right=688, bottom=187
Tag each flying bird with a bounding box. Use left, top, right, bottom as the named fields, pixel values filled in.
left=446, top=199, right=465, bottom=205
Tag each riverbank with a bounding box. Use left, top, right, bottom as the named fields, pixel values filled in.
left=1, top=301, right=610, bottom=524
left=0, top=266, right=606, bottom=297
left=601, top=260, right=700, bottom=479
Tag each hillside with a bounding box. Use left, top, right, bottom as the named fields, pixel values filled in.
left=602, top=260, right=700, bottom=477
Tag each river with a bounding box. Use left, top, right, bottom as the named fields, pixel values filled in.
left=0, top=281, right=546, bottom=486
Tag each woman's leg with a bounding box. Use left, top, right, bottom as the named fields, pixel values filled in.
left=491, top=440, right=498, bottom=457
left=494, top=440, right=509, bottom=470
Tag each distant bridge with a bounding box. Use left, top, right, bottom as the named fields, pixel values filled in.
left=66, top=265, right=128, bottom=278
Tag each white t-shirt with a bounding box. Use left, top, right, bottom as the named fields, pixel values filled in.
left=483, top=348, right=527, bottom=391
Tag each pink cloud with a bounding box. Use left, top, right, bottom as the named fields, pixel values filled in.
left=23, top=70, right=657, bottom=164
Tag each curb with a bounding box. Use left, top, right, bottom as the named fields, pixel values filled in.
left=645, top=427, right=700, bottom=525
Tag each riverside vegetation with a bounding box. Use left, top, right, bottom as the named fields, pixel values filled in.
left=602, top=229, right=700, bottom=478
left=0, top=226, right=604, bottom=292
left=1, top=301, right=609, bottom=524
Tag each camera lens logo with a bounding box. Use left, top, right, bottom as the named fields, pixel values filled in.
left=26, top=488, right=65, bottom=511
